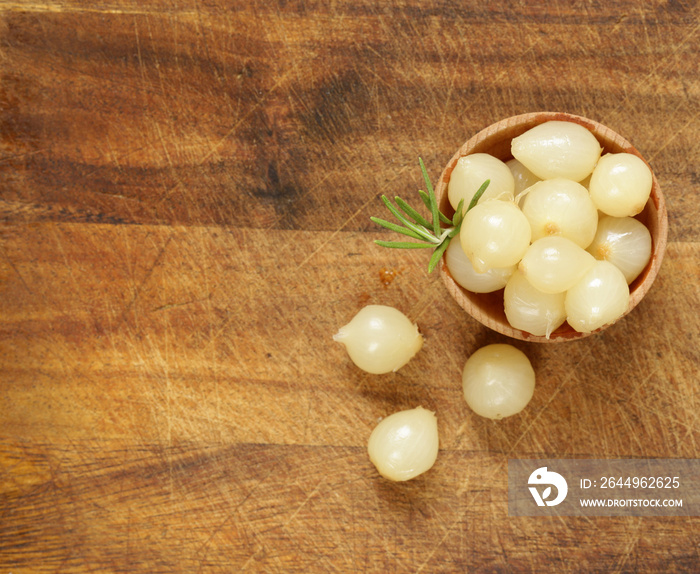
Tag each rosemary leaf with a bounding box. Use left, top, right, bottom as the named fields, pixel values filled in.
left=428, top=236, right=451, bottom=272
left=381, top=195, right=438, bottom=243
left=418, top=190, right=451, bottom=224
left=418, top=189, right=431, bottom=210
left=370, top=217, right=427, bottom=241
left=419, top=157, right=441, bottom=237
left=374, top=240, right=436, bottom=249
left=394, top=196, right=432, bottom=229
left=468, top=179, right=490, bottom=212
left=372, top=157, right=489, bottom=273
left=452, top=198, right=466, bottom=228
left=447, top=225, right=461, bottom=239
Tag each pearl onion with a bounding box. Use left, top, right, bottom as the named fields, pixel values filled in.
left=586, top=215, right=652, bottom=284
left=507, top=158, right=541, bottom=196
left=589, top=153, right=653, bottom=217
left=511, top=121, right=602, bottom=182
left=565, top=260, right=630, bottom=333
left=518, top=236, right=596, bottom=294
left=333, top=305, right=423, bottom=374
left=448, top=153, right=515, bottom=213
left=445, top=238, right=515, bottom=293
left=503, top=270, right=567, bottom=338
left=462, top=344, right=535, bottom=420
left=520, top=178, right=598, bottom=248
left=460, top=199, right=532, bottom=273
left=367, top=407, right=439, bottom=481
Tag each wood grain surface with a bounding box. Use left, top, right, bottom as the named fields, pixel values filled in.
left=1, top=1, right=699, bottom=572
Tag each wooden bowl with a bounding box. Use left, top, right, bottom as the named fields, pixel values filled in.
left=434, top=112, right=668, bottom=343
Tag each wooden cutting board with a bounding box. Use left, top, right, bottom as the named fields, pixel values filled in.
left=1, top=2, right=699, bottom=572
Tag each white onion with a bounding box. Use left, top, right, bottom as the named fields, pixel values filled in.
left=504, top=270, right=567, bottom=338
left=448, top=153, right=515, bottom=213
left=445, top=238, right=516, bottom=293
left=589, top=153, right=653, bottom=217
left=333, top=305, right=423, bottom=374
left=367, top=406, right=439, bottom=481
left=462, top=344, right=535, bottom=420
left=520, top=178, right=598, bottom=248
left=511, top=121, right=602, bottom=182
left=565, top=260, right=630, bottom=333
left=507, top=158, right=541, bottom=196
left=519, top=236, right=596, bottom=294
left=460, top=199, right=532, bottom=273
left=587, top=215, right=652, bottom=284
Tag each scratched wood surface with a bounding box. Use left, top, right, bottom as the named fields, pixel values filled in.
left=1, top=1, right=699, bottom=572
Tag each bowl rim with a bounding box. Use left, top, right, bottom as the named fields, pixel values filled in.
left=434, top=111, right=669, bottom=343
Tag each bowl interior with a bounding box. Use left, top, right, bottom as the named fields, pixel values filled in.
left=434, top=112, right=668, bottom=343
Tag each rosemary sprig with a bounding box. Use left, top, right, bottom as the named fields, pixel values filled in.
left=371, top=157, right=490, bottom=273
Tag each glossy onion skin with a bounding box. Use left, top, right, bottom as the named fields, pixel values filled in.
left=565, top=260, right=630, bottom=333
left=518, top=236, right=596, bottom=294
left=520, top=178, right=598, bottom=248
left=367, top=407, right=439, bottom=481
left=333, top=305, right=423, bottom=374
left=448, top=153, right=515, bottom=212
left=445, top=238, right=515, bottom=293
left=511, top=121, right=602, bottom=182
left=589, top=153, right=652, bottom=217
left=586, top=215, right=652, bottom=284
left=462, top=344, right=535, bottom=420
left=504, top=270, right=567, bottom=338
left=460, top=199, right=532, bottom=273
left=507, top=158, right=541, bottom=196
